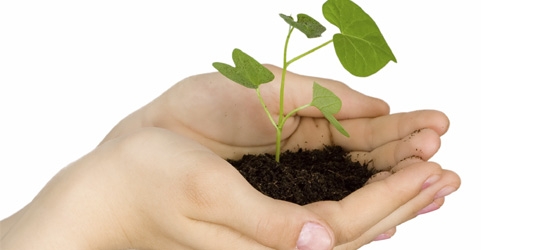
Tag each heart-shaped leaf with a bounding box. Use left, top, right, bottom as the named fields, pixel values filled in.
left=213, top=49, right=274, bottom=89
left=311, top=82, right=349, bottom=137
left=323, top=0, right=396, bottom=77
left=280, top=13, right=327, bottom=38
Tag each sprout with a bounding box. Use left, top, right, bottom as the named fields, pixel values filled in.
left=213, top=0, right=395, bottom=162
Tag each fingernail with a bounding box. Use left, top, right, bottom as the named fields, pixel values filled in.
left=297, top=222, right=332, bottom=250
left=434, top=186, right=456, bottom=199
left=417, top=202, right=440, bottom=215
left=421, top=175, right=441, bottom=190
left=373, top=233, right=391, bottom=241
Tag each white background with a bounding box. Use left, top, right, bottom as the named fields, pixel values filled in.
left=1, top=0, right=549, bottom=249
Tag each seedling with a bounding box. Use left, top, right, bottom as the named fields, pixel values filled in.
left=213, top=0, right=396, bottom=162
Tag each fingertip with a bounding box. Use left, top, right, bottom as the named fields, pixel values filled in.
left=376, top=96, right=390, bottom=115
left=448, top=169, right=462, bottom=188
left=425, top=109, right=450, bottom=135
left=417, top=199, right=442, bottom=215
left=296, top=222, right=334, bottom=250
left=342, top=91, right=390, bottom=118
left=373, top=227, right=396, bottom=241
left=398, top=110, right=450, bottom=138
left=410, top=128, right=443, bottom=161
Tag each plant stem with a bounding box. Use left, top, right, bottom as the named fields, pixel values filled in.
left=256, top=87, right=283, bottom=162
left=274, top=103, right=312, bottom=162
left=274, top=29, right=334, bottom=162
left=279, top=26, right=294, bottom=126
left=275, top=128, right=282, bottom=162
left=274, top=26, right=295, bottom=162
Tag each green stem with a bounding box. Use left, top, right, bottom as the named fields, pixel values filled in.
left=275, top=128, right=282, bottom=162
left=279, top=26, right=294, bottom=125
left=275, top=104, right=311, bottom=162
left=274, top=31, right=334, bottom=162
left=287, top=39, right=333, bottom=66
left=257, top=87, right=282, bottom=161
left=256, top=88, right=278, bottom=128
left=274, top=26, right=295, bottom=162
left=280, top=104, right=311, bottom=128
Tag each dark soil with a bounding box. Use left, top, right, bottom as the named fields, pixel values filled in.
left=228, top=145, right=377, bottom=205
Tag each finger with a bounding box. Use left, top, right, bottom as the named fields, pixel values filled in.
left=281, top=117, right=442, bottom=161
left=366, top=171, right=391, bottom=184
left=372, top=227, right=397, bottom=242
left=339, top=169, right=460, bottom=249
left=304, top=161, right=444, bottom=245
left=263, top=64, right=390, bottom=118
left=417, top=196, right=446, bottom=215
left=389, top=145, right=435, bottom=173
left=349, top=128, right=442, bottom=171
left=334, top=110, right=450, bottom=152
left=365, top=156, right=424, bottom=184
left=334, top=227, right=396, bottom=250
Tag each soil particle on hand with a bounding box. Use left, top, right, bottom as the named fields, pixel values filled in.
left=228, top=146, right=377, bottom=205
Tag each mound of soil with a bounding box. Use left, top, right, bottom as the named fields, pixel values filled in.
left=228, top=146, right=377, bottom=205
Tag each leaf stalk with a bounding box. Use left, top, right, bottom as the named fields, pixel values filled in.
left=287, top=39, right=333, bottom=66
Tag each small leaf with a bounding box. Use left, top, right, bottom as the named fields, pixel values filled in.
left=311, top=82, right=350, bottom=137
left=213, top=49, right=274, bottom=89
left=323, top=0, right=396, bottom=77
left=280, top=13, right=327, bottom=38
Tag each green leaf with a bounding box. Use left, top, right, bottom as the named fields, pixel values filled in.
left=310, top=82, right=349, bottom=137
left=280, top=13, right=327, bottom=38
left=212, top=49, right=274, bottom=89
left=322, top=0, right=396, bottom=77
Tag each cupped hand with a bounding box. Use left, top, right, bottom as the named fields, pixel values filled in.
left=2, top=128, right=336, bottom=249
left=1, top=66, right=461, bottom=249
left=102, top=65, right=449, bottom=168
left=2, top=127, right=459, bottom=250
left=96, top=65, right=460, bottom=249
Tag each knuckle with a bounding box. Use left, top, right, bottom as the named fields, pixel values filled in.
left=115, top=127, right=171, bottom=157
left=254, top=213, right=302, bottom=249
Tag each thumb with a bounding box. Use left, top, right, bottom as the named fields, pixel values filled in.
left=112, top=128, right=334, bottom=249
left=231, top=198, right=336, bottom=250
left=178, top=155, right=335, bottom=250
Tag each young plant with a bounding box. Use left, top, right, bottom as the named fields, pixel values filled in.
left=213, top=0, right=396, bottom=162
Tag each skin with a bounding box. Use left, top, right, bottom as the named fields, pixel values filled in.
left=0, top=65, right=460, bottom=250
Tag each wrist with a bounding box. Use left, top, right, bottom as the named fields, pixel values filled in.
left=0, top=163, right=130, bottom=249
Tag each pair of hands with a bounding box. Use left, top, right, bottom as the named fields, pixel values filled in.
left=1, top=65, right=460, bottom=250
